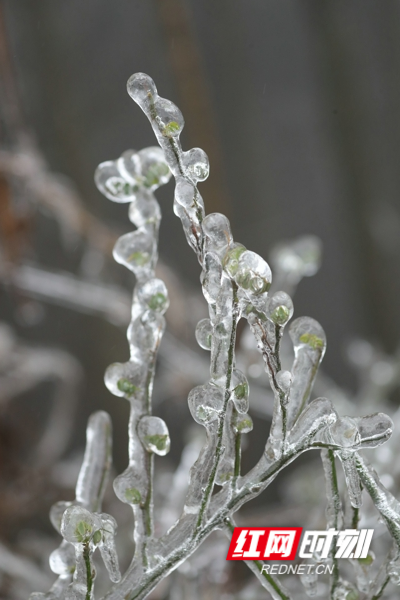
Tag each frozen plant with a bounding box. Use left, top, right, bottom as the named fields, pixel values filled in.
left=31, top=73, right=400, bottom=600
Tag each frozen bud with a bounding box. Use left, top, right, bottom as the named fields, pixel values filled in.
left=182, top=147, right=209, bottom=182
left=49, top=541, right=75, bottom=576
left=288, top=398, right=338, bottom=447
left=201, top=251, right=222, bottom=304
left=188, top=382, right=224, bottom=426
left=234, top=413, right=253, bottom=434
left=202, top=213, right=233, bottom=254
left=137, top=146, right=171, bottom=190
left=230, top=370, right=250, bottom=414
left=138, top=278, right=169, bottom=314
left=266, top=291, right=294, bottom=326
left=113, top=466, right=147, bottom=506
left=223, top=243, right=247, bottom=278
left=127, top=72, right=158, bottom=110
left=113, top=229, right=154, bottom=274
left=61, top=506, right=100, bottom=545
left=154, top=97, right=184, bottom=137
left=50, top=501, right=73, bottom=533
left=175, top=177, right=198, bottom=209
left=289, top=316, right=326, bottom=354
left=104, top=361, right=144, bottom=399
left=138, top=416, right=170, bottom=456
left=328, top=417, right=360, bottom=449
left=95, top=160, right=136, bottom=203
left=276, top=370, right=292, bottom=394
left=234, top=250, right=272, bottom=295
left=195, top=318, right=213, bottom=350
left=353, top=413, right=393, bottom=449
left=98, top=514, right=121, bottom=583
left=129, top=190, right=161, bottom=227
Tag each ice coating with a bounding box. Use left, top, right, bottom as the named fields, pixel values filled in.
left=32, top=71, right=400, bottom=600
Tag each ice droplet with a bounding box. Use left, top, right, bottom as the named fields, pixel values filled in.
left=98, top=514, right=121, bottom=583
left=127, top=72, right=158, bottom=111
left=113, top=229, right=155, bottom=275
left=61, top=506, right=100, bottom=545
left=223, top=243, right=246, bottom=278
left=138, top=278, right=169, bottom=314
left=276, top=370, right=292, bottom=394
left=188, top=382, right=224, bottom=426
left=266, top=291, right=294, bottom=326
left=128, top=190, right=161, bottom=227
left=104, top=361, right=144, bottom=399
left=234, top=413, right=253, bottom=434
left=113, top=466, right=148, bottom=506
left=137, top=146, right=171, bottom=190
left=182, top=147, right=209, bottom=182
left=154, top=97, right=184, bottom=137
left=288, top=398, right=338, bottom=448
left=201, top=251, right=223, bottom=305
left=138, top=416, right=171, bottom=456
left=195, top=318, right=213, bottom=350
left=202, top=213, right=232, bottom=255
left=49, top=541, right=75, bottom=576
left=234, top=250, right=272, bottom=296
left=230, top=370, right=250, bottom=414
left=290, top=316, right=327, bottom=354
left=95, top=160, right=136, bottom=203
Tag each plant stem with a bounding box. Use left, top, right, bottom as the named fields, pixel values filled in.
left=83, top=543, right=93, bottom=600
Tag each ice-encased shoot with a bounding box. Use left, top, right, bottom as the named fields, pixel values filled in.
left=31, top=73, right=400, bottom=600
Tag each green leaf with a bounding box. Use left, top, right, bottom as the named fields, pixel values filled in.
left=163, top=121, right=180, bottom=136
left=148, top=292, right=167, bottom=311
left=92, top=530, right=102, bottom=545
left=117, top=378, right=140, bottom=397
left=125, top=488, right=142, bottom=504
left=299, top=333, right=324, bottom=350
left=127, top=251, right=150, bottom=266
left=271, top=305, right=290, bottom=326
left=145, top=434, right=169, bottom=452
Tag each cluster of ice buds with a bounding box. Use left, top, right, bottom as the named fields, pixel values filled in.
left=96, top=146, right=172, bottom=570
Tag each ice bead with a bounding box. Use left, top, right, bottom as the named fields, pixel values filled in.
left=137, top=278, right=169, bottom=314
left=127, top=72, right=158, bottom=111
left=138, top=416, right=170, bottom=456
left=201, top=251, right=222, bottom=305
left=127, top=312, right=165, bottom=359
left=75, top=411, right=112, bottom=512
left=328, top=417, right=360, bottom=448
left=223, top=243, right=247, bottom=278
left=95, top=160, right=136, bottom=203
left=104, top=361, right=144, bottom=399
left=174, top=177, right=204, bottom=212
left=50, top=501, right=73, bottom=533
left=266, top=291, right=294, bottom=326
left=289, top=316, right=326, bottom=354
left=182, top=147, right=209, bottom=182
left=137, top=146, right=171, bottom=190
left=288, top=398, right=338, bottom=448
left=154, top=97, right=184, bottom=137
left=116, top=149, right=141, bottom=183
left=230, top=370, right=250, bottom=414
left=61, top=506, right=101, bottom=545
left=188, top=382, right=225, bottom=426
left=276, top=370, right=292, bottom=394
left=234, top=250, right=272, bottom=296
left=195, top=318, right=213, bottom=350
left=128, top=190, right=161, bottom=227
left=98, top=514, right=121, bottom=583
left=354, top=413, right=393, bottom=449
left=49, top=541, right=76, bottom=575
left=234, top=413, right=253, bottom=434
left=202, top=213, right=232, bottom=255
left=113, top=228, right=155, bottom=275
left=113, top=466, right=148, bottom=506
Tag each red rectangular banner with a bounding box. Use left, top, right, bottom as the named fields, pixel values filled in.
left=226, top=527, right=303, bottom=561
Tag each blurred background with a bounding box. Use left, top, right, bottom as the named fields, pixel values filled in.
left=1, top=1, right=400, bottom=598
